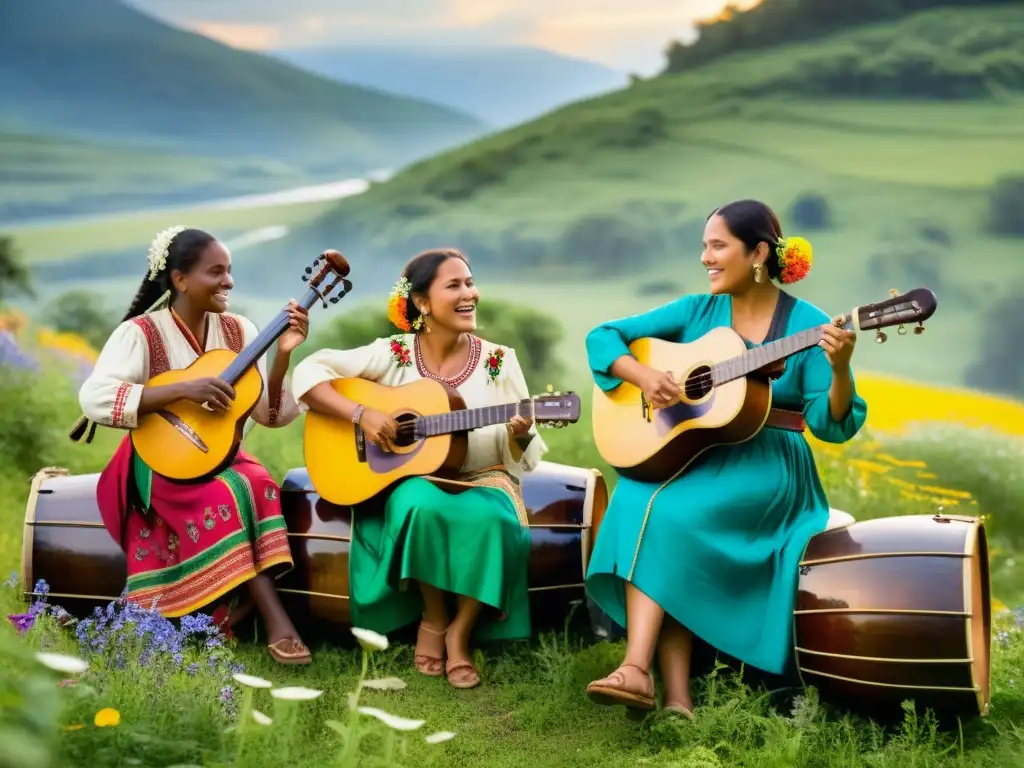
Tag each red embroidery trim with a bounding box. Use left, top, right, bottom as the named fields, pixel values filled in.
left=219, top=314, right=244, bottom=354
left=414, top=334, right=481, bottom=388
left=111, top=382, right=132, bottom=428
left=131, top=316, right=170, bottom=377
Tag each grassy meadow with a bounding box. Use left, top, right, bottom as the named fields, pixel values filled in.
left=3, top=2, right=1024, bottom=765
left=1, top=319, right=1024, bottom=767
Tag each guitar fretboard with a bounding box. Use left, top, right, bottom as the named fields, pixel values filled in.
left=416, top=402, right=529, bottom=437
left=712, top=324, right=843, bottom=386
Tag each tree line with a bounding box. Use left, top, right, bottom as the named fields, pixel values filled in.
left=663, top=0, right=1017, bottom=73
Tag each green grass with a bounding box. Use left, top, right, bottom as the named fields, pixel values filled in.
left=0, top=129, right=321, bottom=223
left=1, top=348, right=1024, bottom=767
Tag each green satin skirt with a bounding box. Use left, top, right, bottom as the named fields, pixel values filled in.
left=348, top=477, right=532, bottom=642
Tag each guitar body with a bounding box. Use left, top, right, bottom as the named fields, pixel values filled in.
left=304, top=378, right=469, bottom=506
left=130, top=348, right=263, bottom=482
left=591, top=327, right=774, bottom=483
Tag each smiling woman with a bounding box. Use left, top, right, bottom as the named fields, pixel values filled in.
left=67, top=225, right=314, bottom=667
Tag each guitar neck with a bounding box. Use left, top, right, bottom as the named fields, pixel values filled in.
left=415, top=402, right=528, bottom=438
left=712, top=323, right=844, bottom=386
left=218, top=288, right=319, bottom=385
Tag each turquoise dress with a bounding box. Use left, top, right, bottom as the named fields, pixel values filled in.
left=585, top=292, right=868, bottom=675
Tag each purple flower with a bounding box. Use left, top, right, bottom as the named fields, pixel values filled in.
left=7, top=612, right=35, bottom=635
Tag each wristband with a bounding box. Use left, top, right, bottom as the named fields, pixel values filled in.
left=352, top=404, right=365, bottom=425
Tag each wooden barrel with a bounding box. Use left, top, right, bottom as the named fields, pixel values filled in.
left=20, top=462, right=609, bottom=634
left=794, top=513, right=992, bottom=720
left=275, top=461, right=608, bottom=630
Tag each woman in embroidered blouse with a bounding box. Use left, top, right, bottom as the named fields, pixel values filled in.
left=72, top=226, right=313, bottom=665
left=583, top=200, right=867, bottom=719
left=293, top=248, right=547, bottom=689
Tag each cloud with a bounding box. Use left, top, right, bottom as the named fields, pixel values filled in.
left=127, top=0, right=742, bottom=71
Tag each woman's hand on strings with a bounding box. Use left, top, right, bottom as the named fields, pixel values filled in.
left=361, top=408, right=399, bottom=452
left=639, top=367, right=681, bottom=409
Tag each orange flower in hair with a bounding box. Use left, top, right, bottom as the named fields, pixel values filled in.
left=387, top=277, right=413, bottom=332
left=775, top=236, right=813, bottom=284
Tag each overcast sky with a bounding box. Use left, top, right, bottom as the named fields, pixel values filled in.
left=127, top=0, right=759, bottom=75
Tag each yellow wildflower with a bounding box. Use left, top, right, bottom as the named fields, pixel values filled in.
left=94, top=708, right=121, bottom=727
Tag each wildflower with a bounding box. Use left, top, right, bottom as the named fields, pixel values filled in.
left=252, top=710, right=273, bottom=726
left=7, top=612, right=35, bottom=635
left=4, top=571, right=16, bottom=588
left=425, top=731, right=456, bottom=744
left=271, top=686, right=323, bottom=701
left=357, top=707, right=425, bottom=731
left=36, top=652, right=88, bottom=674
left=362, top=677, right=407, bottom=691
left=219, top=686, right=234, bottom=703
left=94, top=708, right=121, bottom=727
left=352, top=627, right=388, bottom=651
left=232, top=673, right=273, bottom=689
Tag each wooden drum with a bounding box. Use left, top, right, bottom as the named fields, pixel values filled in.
left=20, top=467, right=127, bottom=611
left=276, top=461, right=609, bottom=630
left=794, top=513, right=992, bottom=720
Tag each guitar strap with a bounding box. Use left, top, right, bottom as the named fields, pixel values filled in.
left=764, top=290, right=796, bottom=344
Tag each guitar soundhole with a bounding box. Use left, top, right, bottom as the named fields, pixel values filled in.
left=683, top=365, right=713, bottom=400
left=393, top=412, right=419, bottom=448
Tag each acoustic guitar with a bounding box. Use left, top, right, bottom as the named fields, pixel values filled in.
left=131, top=250, right=352, bottom=482
left=303, top=377, right=582, bottom=505
left=591, top=287, right=938, bottom=483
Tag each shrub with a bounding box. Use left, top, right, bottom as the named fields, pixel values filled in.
left=789, top=193, right=831, bottom=230
left=990, top=175, right=1024, bottom=236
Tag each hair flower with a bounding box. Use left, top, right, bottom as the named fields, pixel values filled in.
left=147, top=225, right=188, bottom=281
left=387, top=276, right=413, bottom=332
left=775, top=236, right=813, bottom=284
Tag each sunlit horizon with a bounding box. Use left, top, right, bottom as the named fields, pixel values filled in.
left=129, top=0, right=765, bottom=74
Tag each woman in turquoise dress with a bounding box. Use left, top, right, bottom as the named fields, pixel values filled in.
left=584, top=200, right=867, bottom=719
left=292, top=248, right=547, bottom=690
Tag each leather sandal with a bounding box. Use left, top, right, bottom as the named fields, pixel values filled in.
left=445, top=659, right=480, bottom=689
left=414, top=623, right=446, bottom=677
left=267, top=638, right=312, bottom=665
left=664, top=703, right=695, bottom=720
left=586, top=664, right=656, bottom=716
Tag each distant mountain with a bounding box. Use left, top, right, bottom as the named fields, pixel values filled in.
left=0, top=0, right=486, bottom=176
left=273, top=44, right=630, bottom=127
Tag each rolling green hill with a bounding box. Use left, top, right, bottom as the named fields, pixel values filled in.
left=0, top=0, right=485, bottom=214
left=243, top=4, right=1024, bottom=391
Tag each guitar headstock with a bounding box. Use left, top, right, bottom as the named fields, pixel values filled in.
left=832, top=287, right=937, bottom=344
left=530, top=390, right=581, bottom=429
left=302, top=249, right=353, bottom=308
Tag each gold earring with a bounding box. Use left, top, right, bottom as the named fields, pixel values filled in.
left=421, top=309, right=432, bottom=334
left=753, top=263, right=765, bottom=283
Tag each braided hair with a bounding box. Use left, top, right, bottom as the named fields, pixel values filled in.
left=68, top=228, right=215, bottom=443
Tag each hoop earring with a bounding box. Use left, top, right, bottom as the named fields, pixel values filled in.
left=753, top=263, right=766, bottom=284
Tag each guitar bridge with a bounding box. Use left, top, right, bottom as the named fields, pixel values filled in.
left=640, top=393, right=653, bottom=423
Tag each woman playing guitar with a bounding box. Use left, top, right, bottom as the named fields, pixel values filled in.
left=70, top=226, right=314, bottom=665
left=584, top=200, right=868, bottom=719
left=293, top=248, right=547, bottom=689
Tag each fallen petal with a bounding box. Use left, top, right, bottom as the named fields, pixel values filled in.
left=351, top=627, right=389, bottom=651
left=252, top=710, right=273, bottom=726
left=425, top=731, right=456, bottom=744
left=35, top=652, right=88, bottom=674
left=271, top=686, right=323, bottom=701
left=361, top=677, right=407, bottom=691
left=232, top=673, right=273, bottom=689
left=357, top=706, right=425, bottom=731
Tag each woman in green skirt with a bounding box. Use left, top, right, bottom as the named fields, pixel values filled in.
left=293, top=248, right=547, bottom=689
left=584, top=200, right=867, bottom=719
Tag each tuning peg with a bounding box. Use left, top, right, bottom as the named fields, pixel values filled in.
left=329, top=296, right=340, bottom=304
left=342, top=279, right=353, bottom=293
left=897, top=323, right=907, bottom=335
left=301, top=275, right=309, bottom=282
left=875, top=329, right=887, bottom=344
left=305, top=266, right=312, bottom=274
left=914, top=322, right=925, bottom=335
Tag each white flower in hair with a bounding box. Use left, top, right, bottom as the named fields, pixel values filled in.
left=147, top=225, right=188, bottom=281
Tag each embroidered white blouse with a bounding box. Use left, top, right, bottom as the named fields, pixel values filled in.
left=291, top=333, right=548, bottom=479
left=78, top=308, right=300, bottom=430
